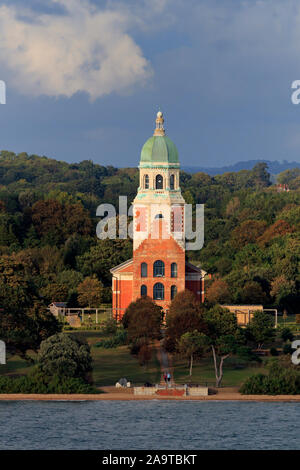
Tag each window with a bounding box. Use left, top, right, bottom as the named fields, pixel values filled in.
left=170, top=174, right=175, bottom=190
left=141, top=285, right=147, bottom=297
left=171, top=285, right=177, bottom=300
left=171, top=262, right=177, bottom=278
left=141, top=262, right=147, bottom=278
left=155, top=213, right=163, bottom=219
left=156, top=174, right=163, bottom=189
left=153, top=282, right=164, bottom=300
left=144, top=174, right=149, bottom=189
left=153, top=260, right=165, bottom=277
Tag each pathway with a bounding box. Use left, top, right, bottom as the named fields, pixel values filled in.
left=155, top=330, right=175, bottom=386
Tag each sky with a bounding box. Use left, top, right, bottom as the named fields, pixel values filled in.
left=1, top=0, right=300, bottom=168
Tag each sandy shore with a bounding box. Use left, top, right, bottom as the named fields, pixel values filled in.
left=0, top=387, right=300, bottom=402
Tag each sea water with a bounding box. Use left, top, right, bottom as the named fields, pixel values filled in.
left=0, top=400, right=298, bottom=450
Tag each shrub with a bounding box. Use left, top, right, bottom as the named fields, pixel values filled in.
left=0, top=368, right=100, bottom=394
left=240, top=374, right=268, bottom=394
left=102, top=318, right=118, bottom=335
left=270, top=347, right=278, bottom=356
left=281, top=327, right=294, bottom=343
left=38, top=333, right=92, bottom=381
left=240, top=360, right=300, bottom=395
left=283, top=343, right=293, bottom=355
left=296, top=314, right=300, bottom=325
left=95, top=327, right=127, bottom=349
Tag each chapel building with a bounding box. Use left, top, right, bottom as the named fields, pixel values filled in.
left=111, top=111, right=206, bottom=319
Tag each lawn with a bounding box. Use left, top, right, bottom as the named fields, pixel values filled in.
left=68, top=330, right=161, bottom=387
left=172, top=355, right=269, bottom=387
left=0, top=353, right=35, bottom=377
left=1, top=330, right=276, bottom=389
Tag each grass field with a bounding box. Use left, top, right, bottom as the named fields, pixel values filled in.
left=0, top=330, right=285, bottom=389
left=50, top=330, right=161, bottom=387
left=172, top=355, right=269, bottom=387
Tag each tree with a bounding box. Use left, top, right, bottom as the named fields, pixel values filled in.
left=202, top=305, right=242, bottom=387
left=38, top=333, right=92, bottom=381
left=0, top=301, right=61, bottom=361
left=206, top=279, right=231, bottom=304
left=122, top=296, right=162, bottom=354
left=165, top=290, right=206, bottom=352
left=246, top=311, right=275, bottom=349
left=231, top=220, right=267, bottom=248
left=77, top=276, right=103, bottom=307
left=250, top=162, right=271, bottom=188
left=270, top=275, right=296, bottom=309
left=40, top=283, right=68, bottom=304
left=177, top=330, right=207, bottom=376
left=240, top=281, right=267, bottom=304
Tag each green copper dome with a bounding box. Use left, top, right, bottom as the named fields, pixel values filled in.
left=140, top=135, right=179, bottom=165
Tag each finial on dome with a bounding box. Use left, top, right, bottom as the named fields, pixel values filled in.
left=154, top=109, right=165, bottom=136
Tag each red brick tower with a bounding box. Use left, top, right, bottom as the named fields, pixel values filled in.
left=111, top=111, right=205, bottom=319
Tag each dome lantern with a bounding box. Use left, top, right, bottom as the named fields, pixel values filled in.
left=154, top=110, right=165, bottom=136
left=140, top=111, right=179, bottom=166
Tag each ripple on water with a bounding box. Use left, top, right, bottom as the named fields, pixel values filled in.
left=0, top=401, right=299, bottom=449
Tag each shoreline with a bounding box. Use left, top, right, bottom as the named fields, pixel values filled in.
left=1, top=387, right=300, bottom=402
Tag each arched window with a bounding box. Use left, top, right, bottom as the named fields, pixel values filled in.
left=155, top=213, right=163, bottom=219
left=171, top=285, right=177, bottom=300
left=144, top=174, right=149, bottom=189
left=156, top=174, right=163, bottom=189
left=153, top=282, right=164, bottom=300
left=170, top=174, right=175, bottom=190
left=141, top=285, right=147, bottom=297
left=171, top=262, right=177, bottom=278
left=141, top=262, right=147, bottom=278
left=153, top=260, right=165, bottom=277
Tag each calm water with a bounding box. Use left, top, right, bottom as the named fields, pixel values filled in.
left=0, top=401, right=299, bottom=450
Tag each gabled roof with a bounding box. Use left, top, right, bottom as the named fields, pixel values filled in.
left=110, top=258, right=133, bottom=274
left=185, top=261, right=206, bottom=277
left=49, top=302, right=67, bottom=307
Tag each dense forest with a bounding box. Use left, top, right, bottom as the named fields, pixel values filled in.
left=0, top=150, right=299, bottom=314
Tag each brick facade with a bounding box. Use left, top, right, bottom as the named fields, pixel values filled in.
left=110, top=111, right=206, bottom=319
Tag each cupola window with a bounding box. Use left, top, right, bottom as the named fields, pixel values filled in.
left=170, top=174, right=175, bottom=190
left=156, top=174, right=163, bottom=189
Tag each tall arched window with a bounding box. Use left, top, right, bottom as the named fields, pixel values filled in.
left=156, top=174, right=163, bottom=189
left=141, top=262, right=147, bottom=278
left=144, top=174, right=149, bottom=189
left=171, top=285, right=177, bottom=300
left=171, top=262, right=177, bottom=278
left=153, top=282, right=164, bottom=300
left=170, top=174, right=175, bottom=190
left=153, top=260, right=165, bottom=277
left=141, top=285, right=147, bottom=297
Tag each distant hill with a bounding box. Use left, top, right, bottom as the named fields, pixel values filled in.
left=183, top=159, right=300, bottom=176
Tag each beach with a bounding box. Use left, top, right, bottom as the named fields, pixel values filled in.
left=1, top=387, right=300, bottom=402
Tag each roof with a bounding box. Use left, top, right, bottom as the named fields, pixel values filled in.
left=140, top=135, right=179, bottom=165
left=185, top=261, right=207, bottom=277
left=49, top=302, right=67, bottom=307
left=110, top=258, right=133, bottom=274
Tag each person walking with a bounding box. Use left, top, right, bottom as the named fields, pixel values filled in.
left=167, top=372, right=171, bottom=387
left=163, top=372, right=167, bottom=387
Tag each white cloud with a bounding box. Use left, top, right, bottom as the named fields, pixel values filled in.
left=0, top=0, right=153, bottom=99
